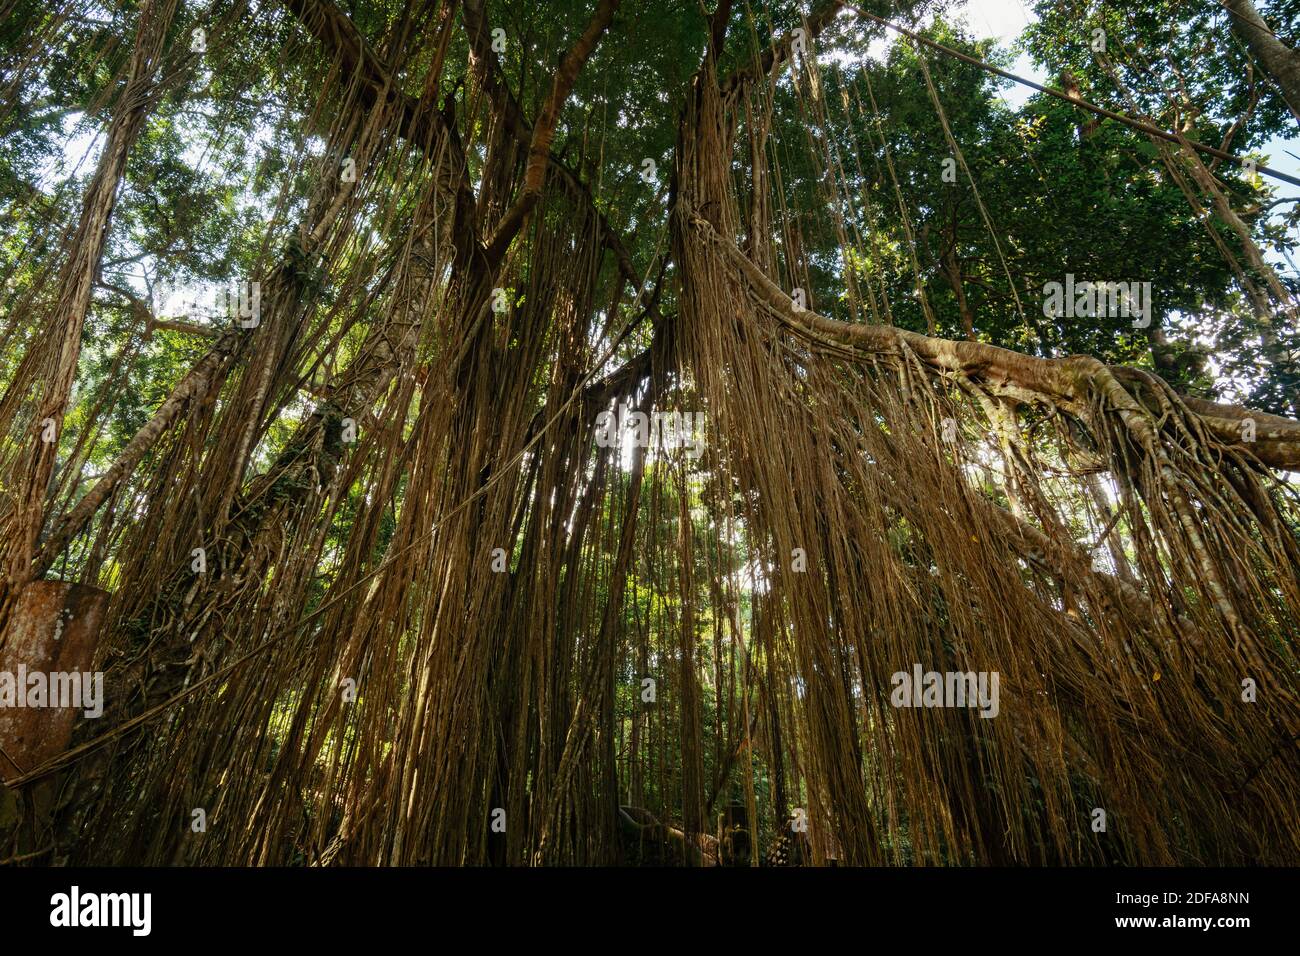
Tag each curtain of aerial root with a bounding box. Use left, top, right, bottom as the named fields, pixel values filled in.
left=32, top=17, right=449, bottom=860
left=0, top=0, right=179, bottom=622
left=50, top=120, right=635, bottom=867
left=1, top=0, right=629, bottom=868
left=671, top=61, right=1300, bottom=865
left=6, top=0, right=1299, bottom=869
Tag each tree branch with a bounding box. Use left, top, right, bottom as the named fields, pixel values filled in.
left=461, top=0, right=646, bottom=293
left=33, top=330, right=245, bottom=577
left=97, top=280, right=221, bottom=339
left=483, top=0, right=622, bottom=267
left=719, top=0, right=847, bottom=99
left=278, top=0, right=484, bottom=271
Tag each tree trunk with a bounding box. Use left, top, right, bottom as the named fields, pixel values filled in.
left=1223, top=0, right=1300, bottom=121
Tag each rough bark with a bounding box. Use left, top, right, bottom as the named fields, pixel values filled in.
left=1223, top=0, right=1300, bottom=121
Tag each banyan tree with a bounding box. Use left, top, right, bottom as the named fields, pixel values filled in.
left=0, top=0, right=1298, bottom=867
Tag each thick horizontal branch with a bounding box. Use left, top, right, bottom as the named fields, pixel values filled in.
left=693, top=210, right=1300, bottom=470
left=146, top=317, right=221, bottom=338
left=523, top=344, right=653, bottom=446
left=97, top=281, right=221, bottom=338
